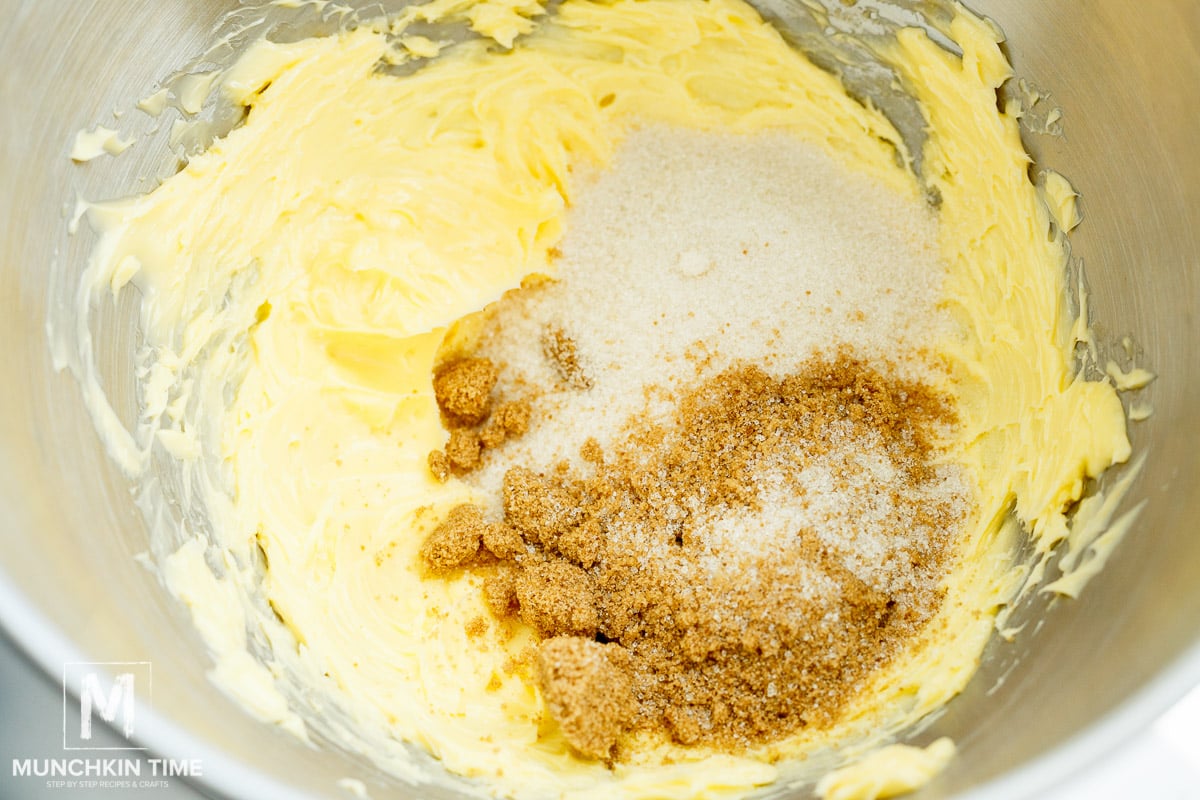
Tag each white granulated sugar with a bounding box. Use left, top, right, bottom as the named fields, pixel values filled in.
left=470, top=124, right=953, bottom=511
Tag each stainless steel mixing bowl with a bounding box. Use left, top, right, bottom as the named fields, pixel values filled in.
left=2, top=1, right=1198, bottom=798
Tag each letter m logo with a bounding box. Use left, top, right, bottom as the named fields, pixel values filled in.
left=62, top=662, right=151, bottom=751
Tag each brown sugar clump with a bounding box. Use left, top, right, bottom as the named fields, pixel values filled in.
left=434, top=357, right=499, bottom=426
left=483, top=566, right=520, bottom=618
left=480, top=400, right=533, bottom=449
left=579, top=437, right=603, bottom=464
left=420, top=504, right=486, bottom=571
left=428, top=450, right=451, bottom=483
left=482, top=522, right=526, bottom=560
left=663, top=704, right=706, bottom=746
left=536, top=636, right=636, bottom=760
left=426, top=364, right=530, bottom=480
left=445, top=429, right=483, bottom=473
left=503, top=467, right=583, bottom=547
left=516, top=561, right=599, bottom=637
left=556, top=518, right=603, bottom=568
left=541, top=325, right=593, bottom=389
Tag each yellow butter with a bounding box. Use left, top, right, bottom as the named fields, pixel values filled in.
left=75, top=0, right=1133, bottom=797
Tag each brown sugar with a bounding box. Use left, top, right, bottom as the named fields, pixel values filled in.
left=482, top=566, right=520, bottom=617
left=445, top=429, right=483, bottom=474
left=515, top=561, right=600, bottom=638
left=482, top=522, right=526, bottom=560
left=541, top=325, right=593, bottom=389
left=536, top=636, right=636, bottom=760
left=556, top=518, right=603, bottom=569
left=481, top=401, right=532, bottom=449
left=420, top=350, right=969, bottom=758
left=420, top=503, right=486, bottom=571
left=579, top=437, right=603, bottom=464
left=427, top=364, right=532, bottom=480
left=502, top=467, right=584, bottom=547
left=434, top=357, right=499, bottom=425
left=428, top=450, right=451, bottom=482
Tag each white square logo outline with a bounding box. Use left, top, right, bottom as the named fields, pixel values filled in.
left=62, top=661, right=152, bottom=751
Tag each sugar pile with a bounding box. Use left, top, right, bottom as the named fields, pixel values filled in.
left=470, top=123, right=954, bottom=505
left=431, top=124, right=977, bottom=748
left=442, top=358, right=971, bottom=747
